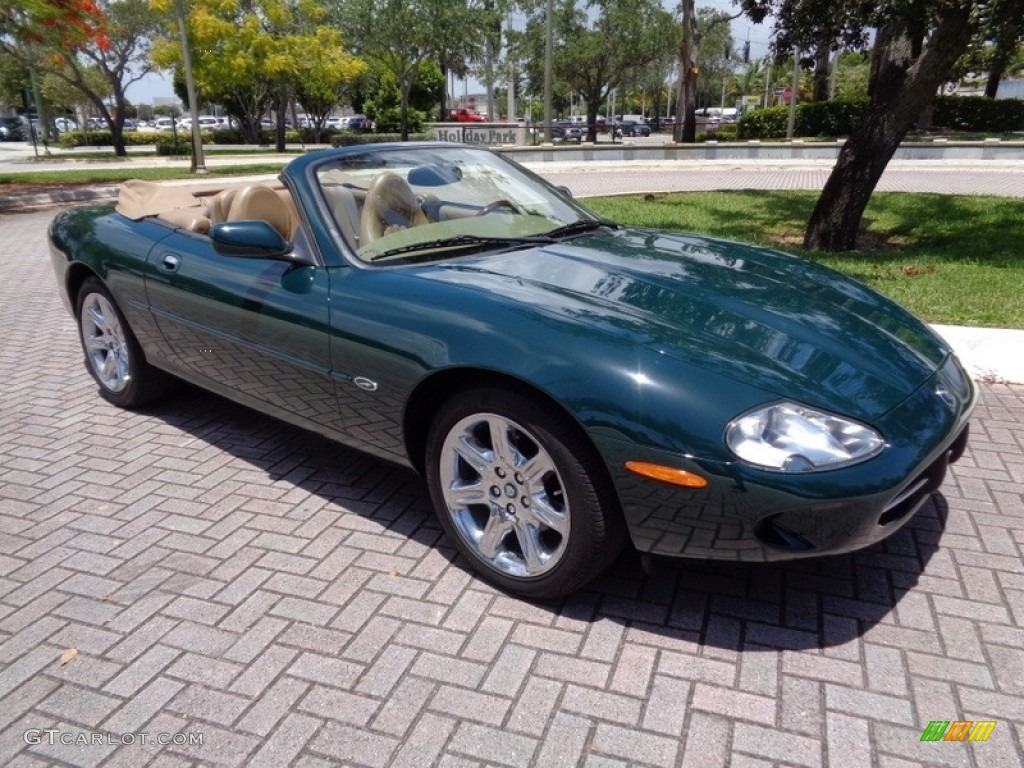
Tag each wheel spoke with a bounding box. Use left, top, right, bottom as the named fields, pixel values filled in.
left=511, top=519, right=547, bottom=575
left=520, top=451, right=556, bottom=488
left=447, top=482, right=490, bottom=509
left=452, top=434, right=491, bottom=475
left=521, top=496, right=567, bottom=535
left=83, top=335, right=106, bottom=353
left=86, top=304, right=106, bottom=332
left=491, top=416, right=525, bottom=468
left=478, top=514, right=514, bottom=560
left=100, top=352, right=118, bottom=382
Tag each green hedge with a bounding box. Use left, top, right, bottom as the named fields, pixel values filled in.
left=155, top=139, right=191, bottom=156
left=796, top=98, right=869, bottom=137
left=737, top=99, right=868, bottom=140
left=736, top=96, right=1024, bottom=139
left=931, top=96, right=1024, bottom=132
left=736, top=106, right=788, bottom=139
left=57, top=130, right=173, bottom=148
left=207, top=128, right=309, bottom=144
left=57, top=127, right=311, bottom=148
left=330, top=132, right=431, bottom=147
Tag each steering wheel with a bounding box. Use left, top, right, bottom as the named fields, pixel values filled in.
left=476, top=199, right=522, bottom=216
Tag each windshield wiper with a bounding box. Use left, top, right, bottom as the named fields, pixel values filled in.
left=542, top=219, right=618, bottom=239
left=367, top=233, right=555, bottom=262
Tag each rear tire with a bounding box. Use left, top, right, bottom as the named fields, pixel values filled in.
left=425, top=386, right=625, bottom=599
left=76, top=277, right=173, bottom=408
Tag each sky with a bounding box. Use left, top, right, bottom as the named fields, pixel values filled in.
left=125, top=1, right=777, bottom=106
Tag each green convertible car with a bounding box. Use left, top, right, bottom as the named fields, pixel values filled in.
left=49, top=143, right=975, bottom=598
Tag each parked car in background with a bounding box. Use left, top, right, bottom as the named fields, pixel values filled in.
left=0, top=116, right=27, bottom=141
left=618, top=120, right=650, bottom=137
left=449, top=108, right=487, bottom=122
left=53, top=117, right=78, bottom=133
left=552, top=120, right=583, bottom=142
left=346, top=115, right=372, bottom=130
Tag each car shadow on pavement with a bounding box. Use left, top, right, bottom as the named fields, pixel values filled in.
left=146, top=382, right=949, bottom=656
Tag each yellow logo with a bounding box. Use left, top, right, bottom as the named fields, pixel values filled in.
left=920, top=720, right=997, bottom=742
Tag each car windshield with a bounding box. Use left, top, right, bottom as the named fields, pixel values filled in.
left=313, top=145, right=608, bottom=263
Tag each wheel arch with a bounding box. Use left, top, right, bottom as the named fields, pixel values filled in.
left=66, top=262, right=102, bottom=313
left=403, top=367, right=619, bottom=509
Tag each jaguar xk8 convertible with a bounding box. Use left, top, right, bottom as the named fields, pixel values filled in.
left=49, top=143, right=975, bottom=598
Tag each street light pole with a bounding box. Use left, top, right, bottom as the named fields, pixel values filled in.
left=786, top=52, right=800, bottom=141
left=176, top=0, right=206, bottom=174
left=543, top=0, right=553, bottom=143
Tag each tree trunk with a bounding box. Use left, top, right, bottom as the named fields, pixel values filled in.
left=674, top=0, right=697, bottom=142
left=812, top=43, right=830, bottom=102
left=275, top=95, right=286, bottom=153
left=439, top=64, right=450, bottom=122
left=400, top=75, right=410, bottom=142
left=803, top=6, right=975, bottom=251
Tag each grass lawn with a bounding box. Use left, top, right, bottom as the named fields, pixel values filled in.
left=585, top=191, right=1024, bottom=329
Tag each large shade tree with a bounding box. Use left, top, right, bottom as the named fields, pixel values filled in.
left=330, top=0, right=485, bottom=139
left=2, top=0, right=157, bottom=154
left=515, top=0, right=676, bottom=142
left=153, top=0, right=363, bottom=147
left=739, top=0, right=1022, bottom=251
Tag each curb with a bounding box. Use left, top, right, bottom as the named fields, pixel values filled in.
left=0, top=184, right=119, bottom=212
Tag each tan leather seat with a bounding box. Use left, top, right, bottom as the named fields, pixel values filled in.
left=323, top=184, right=362, bottom=250
left=224, top=185, right=293, bottom=241
left=359, top=172, right=430, bottom=244
left=275, top=188, right=300, bottom=240
left=209, top=186, right=242, bottom=224
left=157, top=207, right=211, bottom=233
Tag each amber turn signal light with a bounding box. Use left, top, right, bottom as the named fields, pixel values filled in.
left=625, top=461, right=709, bottom=488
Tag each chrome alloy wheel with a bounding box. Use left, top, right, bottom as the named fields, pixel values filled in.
left=80, top=292, right=131, bottom=393
left=439, top=412, right=570, bottom=578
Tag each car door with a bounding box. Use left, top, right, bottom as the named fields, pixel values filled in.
left=144, top=227, right=341, bottom=431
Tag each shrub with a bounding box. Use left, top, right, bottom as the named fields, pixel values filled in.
left=155, top=139, right=191, bottom=156
left=57, top=130, right=162, bottom=148
left=737, top=105, right=788, bottom=139
left=796, top=98, right=868, bottom=137
left=931, top=96, right=1024, bottom=133
left=738, top=100, right=869, bottom=140
left=330, top=133, right=432, bottom=147
left=209, top=128, right=304, bottom=145
left=699, top=124, right=738, bottom=142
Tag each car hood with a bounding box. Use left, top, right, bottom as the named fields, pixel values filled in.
left=425, top=227, right=949, bottom=421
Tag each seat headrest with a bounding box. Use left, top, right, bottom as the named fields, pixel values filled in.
left=225, top=185, right=292, bottom=240
left=360, top=172, right=430, bottom=243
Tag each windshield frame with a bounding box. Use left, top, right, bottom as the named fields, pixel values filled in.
left=307, top=144, right=606, bottom=267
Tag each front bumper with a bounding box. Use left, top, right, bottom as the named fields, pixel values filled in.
left=596, top=360, right=976, bottom=562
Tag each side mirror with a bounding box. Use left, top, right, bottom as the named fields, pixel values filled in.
left=556, top=185, right=574, bottom=199
left=211, top=220, right=309, bottom=264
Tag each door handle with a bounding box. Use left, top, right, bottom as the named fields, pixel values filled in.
left=160, top=253, right=181, bottom=272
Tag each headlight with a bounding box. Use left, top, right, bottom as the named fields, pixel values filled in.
left=725, top=401, right=884, bottom=472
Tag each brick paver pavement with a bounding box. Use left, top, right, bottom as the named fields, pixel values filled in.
left=1, top=207, right=1022, bottom=767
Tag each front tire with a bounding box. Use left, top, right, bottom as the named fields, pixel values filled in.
left=76, top=277, right=172, bottom=408
left=425, top=386, right=624, bottom=599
